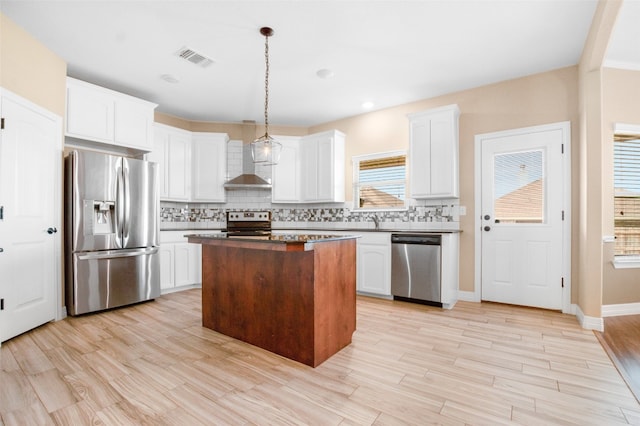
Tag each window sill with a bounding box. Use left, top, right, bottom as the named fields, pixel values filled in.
left=612, top=256, right=640, bottom=269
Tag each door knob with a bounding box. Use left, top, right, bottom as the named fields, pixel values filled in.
left=47, top=227, right=58, bottom=234
left=484, top=226, right=491, bottom=232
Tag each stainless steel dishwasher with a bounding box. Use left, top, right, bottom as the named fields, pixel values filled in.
left=391, top=233, right=442, bottom=306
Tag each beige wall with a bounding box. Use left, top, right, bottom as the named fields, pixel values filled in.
left=602, top=68, right=640, bottom=304
left=311, top=67, right=580, bottom=295
left=155, top=111, right=308, bottom=141
left=0, top=13, right=66, bottom=116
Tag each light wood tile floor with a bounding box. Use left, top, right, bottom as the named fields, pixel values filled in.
left=2, top=290, right=639, bottom=425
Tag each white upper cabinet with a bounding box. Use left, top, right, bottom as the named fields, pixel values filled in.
left=272, top=136, right=302, bottom=203
left=65, top=79, right=114, bottom=142
left=272, top=130, right=345, bottom=204
left=300, top=130, right=346, bottom=203
left=167, top=131, right=191, bottom=201
left=191, top=132, right=228, bottom=203
left=408, top=104, right=460, bottom=199
left=114, top=96, right=155, bottom=150
left=149, top=124, right=227, bottom=203
left=65, top=77, right=157, bottom=151
left=147, top=124, right=169, bottom=198
left=149, top=123, right=191, bottom=201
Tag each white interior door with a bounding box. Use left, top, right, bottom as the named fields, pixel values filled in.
left=0, top=91, right=61, bottom=343
left=479, top=123, right=568, bottom=310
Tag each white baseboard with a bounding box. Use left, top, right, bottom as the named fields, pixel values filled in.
left=457, top=290, right=480, bottom=302
left=161, top=284, right=202, bottom=295
left=602, top=302, right=640, bottom=317
left=575, top=304, right=604, bottom=331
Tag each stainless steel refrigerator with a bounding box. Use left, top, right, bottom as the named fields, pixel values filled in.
left=64, top=150, right=160, bottom=316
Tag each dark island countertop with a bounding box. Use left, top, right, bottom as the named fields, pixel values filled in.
left=186, top=233, right=359, bottom=252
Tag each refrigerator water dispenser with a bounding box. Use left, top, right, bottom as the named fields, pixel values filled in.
left=84, top=200, right=115, bottom=235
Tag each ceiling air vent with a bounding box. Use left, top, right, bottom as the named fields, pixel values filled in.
left=175, top=46, right=214, bottom=68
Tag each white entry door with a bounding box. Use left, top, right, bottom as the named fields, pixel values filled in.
left=0, top=91, right=61, bottom=342
left=479, top=122, right=569, bottom=310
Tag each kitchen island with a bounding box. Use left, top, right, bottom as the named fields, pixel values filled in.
left=187, top=233, right=358, bottom=367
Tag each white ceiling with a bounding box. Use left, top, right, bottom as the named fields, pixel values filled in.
left=1, top=0, right=635, bottom=127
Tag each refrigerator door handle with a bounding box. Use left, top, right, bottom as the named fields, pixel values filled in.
left=122, top=159, right=131, bottom=246
left=115, top=159, right=125, bottom=248
left=77, top=247, right=159, bottom=261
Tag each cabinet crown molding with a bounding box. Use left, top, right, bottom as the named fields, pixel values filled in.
left=407, top=103, right=460, bottom=119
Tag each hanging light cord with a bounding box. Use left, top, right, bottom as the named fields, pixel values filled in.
left=263, top=32, right=270, bottom=138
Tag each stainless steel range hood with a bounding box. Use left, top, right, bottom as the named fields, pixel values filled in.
left=223, top=121, right=272, bottom=189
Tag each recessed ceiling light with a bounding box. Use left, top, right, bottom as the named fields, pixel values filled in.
left=160, top=74, right=180, bottom=84
left=316, top=68, right=335, bottom=79
left=362, top=101, right=375, bottom=109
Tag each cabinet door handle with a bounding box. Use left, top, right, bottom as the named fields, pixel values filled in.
left=484, top=226, right=491, bottom=232
left=47, top=227, right=58, bottom=234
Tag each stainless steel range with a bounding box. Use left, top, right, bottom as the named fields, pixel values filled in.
left=225, top=211, right=272, bottom=236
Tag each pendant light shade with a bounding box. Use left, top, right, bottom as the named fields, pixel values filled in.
left=251, top=133, right=282, bottom=165
left=251, top=26, right=282, bottom=165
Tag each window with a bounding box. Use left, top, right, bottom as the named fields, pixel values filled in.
left=353, top=151, right=406, bottom=210
left=493, top=150, right=545, bottom=224
left=614, top=132, right=640, bottom=256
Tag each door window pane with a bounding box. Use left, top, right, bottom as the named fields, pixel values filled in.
left=493, top=150, right=544, bottom=224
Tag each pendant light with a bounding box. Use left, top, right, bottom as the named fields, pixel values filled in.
left=251, top=27, right=282, bottom=165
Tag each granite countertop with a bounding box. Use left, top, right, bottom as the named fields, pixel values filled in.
left=185, top=233, right=359, bottom=244
left=273, top=227, right=462, bottom=234
left=164, top=227, right=461, bottom=233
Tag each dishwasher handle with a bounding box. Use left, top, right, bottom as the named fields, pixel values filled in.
left=391, top=234, right=441, bottom=245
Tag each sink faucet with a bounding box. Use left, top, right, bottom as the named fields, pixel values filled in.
left=371, top=215, right=380, bottom=230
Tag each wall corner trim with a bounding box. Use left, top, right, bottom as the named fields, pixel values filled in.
left=575, top=304, right=604, bottom=331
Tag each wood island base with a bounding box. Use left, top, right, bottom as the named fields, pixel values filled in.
left=189, top=235, right=357, bottom=367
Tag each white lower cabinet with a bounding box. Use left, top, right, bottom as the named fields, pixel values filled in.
left=356, top=232, right=391, bottom=296
left=159, top=231, right=215, bottom=292
left=440, top=233, right=460, bottom=308
left=159, top=244, right=175, bottom=290
left=174, top=243, right=201, bottom=287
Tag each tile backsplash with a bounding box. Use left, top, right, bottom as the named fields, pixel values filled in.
left=160, top=201, right=460, bottom=230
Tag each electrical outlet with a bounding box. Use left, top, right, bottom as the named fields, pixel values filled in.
left=459, top=206, right=467, bottom=216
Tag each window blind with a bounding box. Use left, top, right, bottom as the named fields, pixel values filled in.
left=614, top=136, right=640, bottom=255
left=355, top=154, right=406, bottom=209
